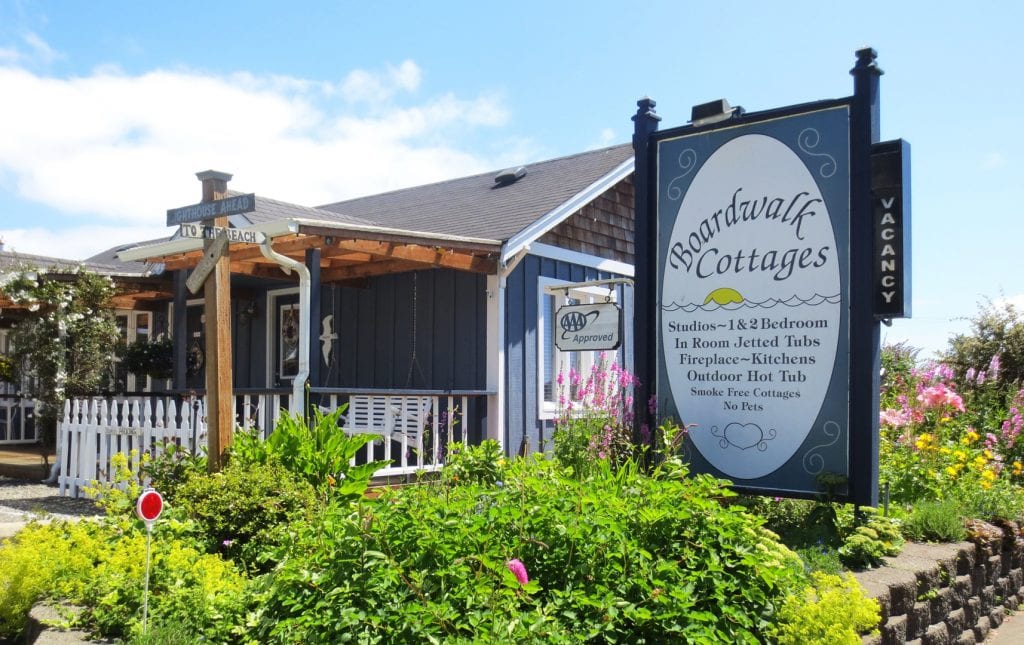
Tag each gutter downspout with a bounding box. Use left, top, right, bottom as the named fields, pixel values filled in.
left=260, top=238, right=311, bottom=413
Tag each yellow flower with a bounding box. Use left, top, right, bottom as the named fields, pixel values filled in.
left=981, top=481, right=994, bottom=490
left=982, top=469, right=998, bottom=482
left=915, top=433, right=935, bottom=451
left=964, top=430, right=980, bottom=444
left=1013, top=461, right=1023, bottom=476
left=945, top=466, right=959, bottom=478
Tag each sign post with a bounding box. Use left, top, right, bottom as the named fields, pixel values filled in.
left=167, top=171, right=257, bottom=471
left=135, top=488, right=164, bottom=635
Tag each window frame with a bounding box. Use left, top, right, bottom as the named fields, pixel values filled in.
left=537, top=277, right=618, bottom=420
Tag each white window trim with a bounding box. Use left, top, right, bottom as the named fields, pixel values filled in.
left=115, top=309, right=159, bottom=392
left=265, top=287, right=300, bottom=387
left=537, top=277, right=618, bottom=420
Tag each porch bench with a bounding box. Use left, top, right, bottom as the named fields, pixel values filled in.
left=340, top=395, right=433, bottom=449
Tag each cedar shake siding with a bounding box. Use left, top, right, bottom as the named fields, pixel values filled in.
left=538, top=177, right=634, bottom=264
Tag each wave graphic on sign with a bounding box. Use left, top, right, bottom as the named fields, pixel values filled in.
left=661, top=292, right=841, bottom=313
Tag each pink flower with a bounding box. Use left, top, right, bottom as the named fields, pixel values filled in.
left=916, top=383, right=964, bottom=413
left=990, top=355, right=1002, bottom=381
left=879, top=408, right=910, bottom=428
left=506, top=558, right=529, bottom=586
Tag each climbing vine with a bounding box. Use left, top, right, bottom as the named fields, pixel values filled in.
left=1, top=265, right=120, bottom=445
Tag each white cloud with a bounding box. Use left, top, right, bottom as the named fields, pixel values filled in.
left=339, top=60, right=423, bottom=103
left=0, top=60, right=517, bottom=258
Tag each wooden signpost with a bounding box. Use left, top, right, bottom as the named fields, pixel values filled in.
left=167, top=171, right=256, bottom=471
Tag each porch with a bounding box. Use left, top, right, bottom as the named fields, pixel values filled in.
left=53, top=388, right=489, bottom=497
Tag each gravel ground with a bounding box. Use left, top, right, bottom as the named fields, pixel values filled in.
left=0, top=476, right=102, bottom=525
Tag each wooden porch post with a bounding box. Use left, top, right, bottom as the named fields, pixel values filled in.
left=197, top=170, right=234, bottom=472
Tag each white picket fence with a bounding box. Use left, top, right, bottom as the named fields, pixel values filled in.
left=57, top=397, right=207, bottom=498
left=56, top=392, right=477, bottom=498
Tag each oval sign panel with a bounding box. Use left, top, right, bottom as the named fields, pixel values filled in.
left=661, top=134, right=841, bottom=480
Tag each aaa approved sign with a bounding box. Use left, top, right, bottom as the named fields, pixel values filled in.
left=554, top=302, right=621, bottom=351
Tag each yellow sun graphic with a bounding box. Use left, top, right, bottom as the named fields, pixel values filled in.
left=703, top=288, right=744, bottom=306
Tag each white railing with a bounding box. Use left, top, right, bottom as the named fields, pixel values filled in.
left=56, top=390, right=485, bottom=497
left=316, top=392, right=473, bottom=476
left=0, top=396, right=37, bottom=444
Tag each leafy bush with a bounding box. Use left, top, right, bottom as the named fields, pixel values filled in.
left=443, top=439, right=504, bottom=485
left=901, top=499, right=967, bottom=542
left=0, top=519, right=248, bottom=643
left=174, top=459, right=318, bottom=572
left=942, top=298, right=1024, bottom=388
left=253, top=456, right=808, bottom=643
left=771, top=572, right=880, bottom=644
left=838, top=508, right=903, bottom=569
left=231, top=407, right=387, bottom=500
left=141, top=441, right=207, bottom=501
left=0, top=521, right=102, bottom=637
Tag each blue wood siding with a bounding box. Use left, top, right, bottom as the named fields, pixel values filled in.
left=317, top=269, right=487, bottom=391
left=503, top=254, right=633, bottom=458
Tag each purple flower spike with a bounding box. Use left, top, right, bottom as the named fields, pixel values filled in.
left=506, top=558, right=529, bottom=586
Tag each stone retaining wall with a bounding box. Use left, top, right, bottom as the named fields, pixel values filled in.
left=855, top=521, right=1024, bottom=644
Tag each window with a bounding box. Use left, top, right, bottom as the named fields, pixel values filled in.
left=538, top=277, right=618, bottom=419
left=113, top=310, right=157, bottom=392
left=279, top=303, right=300, bottom=380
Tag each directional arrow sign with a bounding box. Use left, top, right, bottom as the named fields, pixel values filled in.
left=179, top=223, right=265, bottom=245
left=167, top=193, right=256, bottom=226
left=185, top=233, right=230, bottom=295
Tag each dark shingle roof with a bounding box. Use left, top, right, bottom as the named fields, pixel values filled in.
left=85, top=239, right=168, bottom=274
left=315, top=144, right=634, bottom=242
left=237, top=193, right=378, bottom=228
left=1, top=248, right=153, bottom=277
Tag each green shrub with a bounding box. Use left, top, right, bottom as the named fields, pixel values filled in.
left=443, top=439, right=504, bottom=485
left=901, top=499, right=968, bottom=542
left=838, top=508, right=903, bottom=569
left=771, top=571, right=880, bottom=644
left=141, top=441, right=207, bottom=501
left=174, top=460, right=318, bottom=572
left=253, top=456, right=808, bottom=643
left=231, top=407, right=387, bottom=500
left=0, top=519, right=248, bottom=643
left=0, top=521, right=102, bottom=638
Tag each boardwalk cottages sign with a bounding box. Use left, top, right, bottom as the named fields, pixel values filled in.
left=636, top=49, right=907, bottom=503
left=657, top=106, right=851, bottom=498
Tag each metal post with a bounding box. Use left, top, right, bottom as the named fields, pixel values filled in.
left=848, top=48, right=883, bottom=506
left=631, top=97, right=661, bottom=452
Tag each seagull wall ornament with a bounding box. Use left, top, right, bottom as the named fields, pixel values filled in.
left=319, top=314, right=338, bottom=365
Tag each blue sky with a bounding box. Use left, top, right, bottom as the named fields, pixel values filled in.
left=0, top=0, right=1020, bottom=357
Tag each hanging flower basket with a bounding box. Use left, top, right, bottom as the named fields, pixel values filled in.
left=122, top=337, right=174, bottom=380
